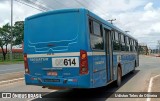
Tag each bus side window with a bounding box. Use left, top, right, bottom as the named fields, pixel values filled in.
left=125, top=36, right=130, bottom=51
left=130, top=39, right=133, bottom=52
left=90, top=21, right=104, bottom=50
left=113, top=31, right=120, bottom=51
left=89, top=19, right=93, bottom=34
left=100, top=25, right=103, bottom=37
left=135, top=41, right=138, bottom=52
left=133, top=40, right=136, bottom=52
left=112, top=31, right=115, bottom=40
left=121, top=34, right=125, bottom=51
left=93, top=21, right=102, bottom=36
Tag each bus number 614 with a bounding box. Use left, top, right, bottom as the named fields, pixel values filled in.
left=64, top=58, right=76, bottom=66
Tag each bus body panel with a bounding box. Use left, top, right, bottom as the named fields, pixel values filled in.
left=87, top=10, right=138, bottom=88
left=91, top=54, right=107, bottom=88
left=24, top=9, right=92, bottom=88
left=113, top=52, right=137, bottom=77
left=24, top=9, right=88, bottom=53
left=24, top=8, right=139, bottom=89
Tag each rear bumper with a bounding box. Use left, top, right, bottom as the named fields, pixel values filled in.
left=24, top=74, right=91, bottom=88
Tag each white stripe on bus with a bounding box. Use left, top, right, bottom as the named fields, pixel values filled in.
left=27, top=52, right=106, bottom=58
left=113, top=52, right=137, bottom=55
left=27, top=52, right=80, bottom=58
left=27, top=51, right=137, bottom=58
left=92, top=52, right=105, bottom=55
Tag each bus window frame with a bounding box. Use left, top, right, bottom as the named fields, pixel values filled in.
left=113, top=30, right=121, bottom=51
left=120, top=33, right=126, bottom=51
left=88, top=18, right=104, bottom=51
left=133, top=40, right=136, bottom=52
left=125, top=36, right=130, bottom=52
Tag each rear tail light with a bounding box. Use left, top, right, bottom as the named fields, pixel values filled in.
left=80, top=50, right=88, bottom=75
left=24, top=54, right=29, bottom=74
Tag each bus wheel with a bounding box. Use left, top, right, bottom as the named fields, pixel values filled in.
left=117, top=67, right=122, bottom=87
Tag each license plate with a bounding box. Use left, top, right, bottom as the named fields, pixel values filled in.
left=47, top=71, right=57, bottom=76
left=52, top=57, right=79, bottom=67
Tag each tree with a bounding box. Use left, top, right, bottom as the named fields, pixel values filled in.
left=0, top=21, right=24, bottom=60
left=0, top=23, right=11, bottom=60
left=13, top=21, right=24, bottom=45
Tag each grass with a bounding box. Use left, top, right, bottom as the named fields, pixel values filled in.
left=0, top=59, right=24, bottom=65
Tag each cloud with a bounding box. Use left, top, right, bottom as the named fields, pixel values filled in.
left=151, top=23, right=160, bottom=32
left=140, top=5, right=160, bottom=22
left=108, top=1, right=160, bottom=49
left=0, top=0, right=40, bottom=26
left=0, top=1, right=11, bottom=26
left=1, top=0, right=160, bottom=49
left=144, top=2, right=154, bottom=11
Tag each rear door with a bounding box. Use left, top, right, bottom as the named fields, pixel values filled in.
left=104, top=28, right=113, bottom=82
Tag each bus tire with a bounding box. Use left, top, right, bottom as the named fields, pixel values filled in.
left=117, top=67, right=122, bottom=87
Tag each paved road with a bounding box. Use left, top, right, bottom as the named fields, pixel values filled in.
left=0, top=64, right=24, bottom=81
left=0, top=64, right=24, bottom=74
left=0, top=80, right=54, bottom=101
left=0, top=55, right=160, bottom=101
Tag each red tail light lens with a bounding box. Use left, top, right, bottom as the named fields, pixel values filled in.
left=24, top=54, right=29, bottom=74
left=80, top=50, right=88, bottom=75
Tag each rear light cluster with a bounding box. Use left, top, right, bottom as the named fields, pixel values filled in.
left=80, top=50, right=88, bottom=75
left=24, top=54, right=29, bottom=74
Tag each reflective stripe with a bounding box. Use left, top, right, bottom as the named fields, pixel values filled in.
left=27, top=52, right=106, bottom=58
left=113, top=52, right=137, bottom=55
left=92, top=52, right=105, bottom=56
left=27, top=52, right=136, bottom=58
left=27, top=52, right=80, bottom=58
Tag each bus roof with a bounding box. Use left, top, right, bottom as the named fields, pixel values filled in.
left=25, top=8, right=80, bottom=21
left=25, top=8, right=137, bottom=41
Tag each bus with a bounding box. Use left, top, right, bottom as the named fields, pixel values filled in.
left=24, top=8, right=139, bottom=89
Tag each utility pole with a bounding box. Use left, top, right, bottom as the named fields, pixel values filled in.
left=107, top=19, right=116, bottom=24
left=10, top=0, right=13, bottom=61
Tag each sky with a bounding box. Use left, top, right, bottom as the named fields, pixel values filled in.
left=0, top=0, right=160, bottom=49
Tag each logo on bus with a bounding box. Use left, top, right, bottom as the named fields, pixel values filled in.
left=30, top=58, right=49, bottom=62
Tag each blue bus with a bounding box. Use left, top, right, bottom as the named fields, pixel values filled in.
left=24, top=8, right=139, bottom=89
